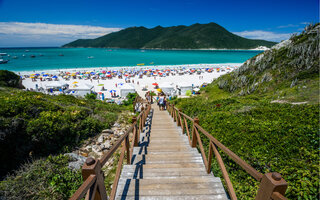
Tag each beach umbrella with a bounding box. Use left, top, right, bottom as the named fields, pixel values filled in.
left=110, top=90, right=116, bottom=93
left=98, top=84, right=104, bottom=86
left=106, top=74, right=111, bottom=77
left=52, top=75, right=58, bottom=78
left=152, top=83, right=158, bottom=86
left=72, top=81, right=78, bottom=84
left=66, top=72, right=70, bottom=74
left=30, top=76, right=35, bottom=78
left=35, top=73, right=40, bottom=76
left=124, top=74, right=129, bottom=77
left=98, top=92, right=102, bottom=94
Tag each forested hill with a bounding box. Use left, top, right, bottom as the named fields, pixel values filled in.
left=63, top=22, right=276, bottom=49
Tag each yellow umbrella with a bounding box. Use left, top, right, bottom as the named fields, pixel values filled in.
left=30, top=76, right=35, bottom=78
left=156, top=88, right=162, bottom=92
left=72, top=81, right=78, bottom=84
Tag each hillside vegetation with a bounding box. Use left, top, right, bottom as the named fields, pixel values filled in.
left=0, top=85, right=123, bottom=177
left=171, top=24, right=319, bottom=199
left=63, top=22, right=276, bottom=49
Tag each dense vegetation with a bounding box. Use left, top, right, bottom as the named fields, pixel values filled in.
left=171, top=24, right=319, bottom=199
left=63, top=22, right=276, bottom=49
left=0, top=70, right=21, bottom=88
left=0, top=155, right=82, bottom=199
left=0, top=86, right=122, bottom=178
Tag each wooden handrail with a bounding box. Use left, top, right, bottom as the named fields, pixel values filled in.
left=69, top=96, right=152, bottom=200
left=211, top=142, right=237, bottom=200
left=271, top=192, right=288, bottom=200
left=69, top=175, right=96, bottom=200
left=167, top=102, right=288, bottom=200
left=194, top=123, right=263, bottom=181
left=100, top=125, right=133, bottom=166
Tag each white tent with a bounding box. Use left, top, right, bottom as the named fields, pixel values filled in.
left=159, top=82, right=175, bottom=96
left=45, top=81, right=68, bottom=89
left=69, top=83, right=94, bottom=97
left=178, top=82, right=193, bottom=96
left=119, top=84, right=136, bottom=97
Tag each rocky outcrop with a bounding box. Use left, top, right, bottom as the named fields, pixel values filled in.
left=216, top=23, right=319, bottom=95
left=65, top=111, right=135, bottom=170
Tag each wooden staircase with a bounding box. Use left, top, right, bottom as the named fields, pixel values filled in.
left=115, top=104, right=228, bottom=199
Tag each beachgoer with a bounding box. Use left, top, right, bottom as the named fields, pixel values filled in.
left=163, top=96, right=167, bottom=110
left=158, top=95, right=164, bottom=111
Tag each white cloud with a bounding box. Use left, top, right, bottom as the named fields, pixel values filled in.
left=233, top=30, right=292, bottom=42
left=0, top=22, right=122, bottom=47
left=277, top=24, right=299, bottom=28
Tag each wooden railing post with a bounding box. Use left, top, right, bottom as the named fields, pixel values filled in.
left=255, top=172, right=288, bottom=200
left=191, top=117, right=199, bottom=147
left=180, top=111, right=184, bottom=134
left=140, top=107, right=144, bottom=131
left=207, top=142, right=213, bottom=174
left=173, top=104, right=176, bottom=122
left=177, top=109, right=181, bottom=127
left=125, top=135, right=130, bottom=164
left=144, top=104, right=148, bottom=125
left=81, top=158, right=107, bottom=200
left=132, top=117, right=138, bottom=147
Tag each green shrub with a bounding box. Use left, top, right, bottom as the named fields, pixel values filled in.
left=0, top=155, right=82, bottom=200
left=84, top=93, right=97, bottom=100
left=0, top=70, right=20, bottom=88
left=0, top=88, right=123, bottom=178
left=174, top=95, right=319, bottom=199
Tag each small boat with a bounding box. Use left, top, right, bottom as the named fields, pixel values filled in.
left=25, top=50, right=29, bottom=52
left=0, top=53, right=7, bottom=56
left=88, top=56, right=94, bottom=59
left=137, top=63, right=145, bottom=66
left=0, top=59, right=9, bottom=64
left=30, top=55, right=36, bottom=58
left=13, top=56, right=18, bottom=59
left=59, top=54, right=64, bottom=56
left=22, top=54, right=25, bottom=57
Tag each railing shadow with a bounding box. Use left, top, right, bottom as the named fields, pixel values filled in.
left=119, top=108, right=153, bottom=200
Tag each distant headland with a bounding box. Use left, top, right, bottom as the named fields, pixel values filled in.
left=63, top=22, right=277, bottom=50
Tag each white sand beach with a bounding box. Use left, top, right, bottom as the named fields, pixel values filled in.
left=20, top=63, right=240, bottom=99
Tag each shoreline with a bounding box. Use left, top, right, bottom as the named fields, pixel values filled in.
left=1, top=46, right=266, bottom=51
left=16, top=63, right=243, bottom=75
left=62, top=46, right=267, bottom=51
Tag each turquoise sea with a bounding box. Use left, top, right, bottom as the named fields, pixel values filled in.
left=0, top=48, right=262, bottom=72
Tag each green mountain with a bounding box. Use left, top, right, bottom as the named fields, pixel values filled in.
left=171, top=24, right=319, bottom=199
left=63, top=23, right=276, bottom=49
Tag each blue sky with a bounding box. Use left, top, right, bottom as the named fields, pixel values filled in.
left=0, top=0, right=318, bottom=47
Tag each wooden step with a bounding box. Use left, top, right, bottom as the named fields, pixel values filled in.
left=114, top=104, right=228, bottom=199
